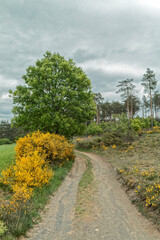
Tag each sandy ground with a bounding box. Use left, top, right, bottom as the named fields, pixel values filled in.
left=22, top=152, right=160, bottom=240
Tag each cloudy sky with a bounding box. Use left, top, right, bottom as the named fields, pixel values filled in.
left=1, top=0, right=160, bottom=121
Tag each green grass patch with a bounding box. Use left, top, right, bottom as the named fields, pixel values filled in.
left=0, top=144, right=16, bottom=175
left=75, top=152, right=97, bottom=219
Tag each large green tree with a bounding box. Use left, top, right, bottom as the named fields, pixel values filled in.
left=9, top=52, right=96, bottom=138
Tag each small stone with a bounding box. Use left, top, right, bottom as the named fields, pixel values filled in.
left=95, top=228, right=99, bottom=232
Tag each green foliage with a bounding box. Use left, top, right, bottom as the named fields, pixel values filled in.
left=9, top=52, right=96, bottom=138
left=87, top=122, right=103, bottom=136
left=0, top=221, right=8, bottom=236
left=141, top=68, right=157, bottom=92
left=131, top=117, right=159, bottom=132
left=75, top=114, right=140, bottom=150
left=0, top=139, right=12, bottom=145
left=0, top=121, right=24, bottom=142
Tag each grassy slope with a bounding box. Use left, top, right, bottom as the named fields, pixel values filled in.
left=97, top=132, right=160, bottom=226
left=102, top=133, right=160, bottom=169
left=0, top=144, right=16, bottom=175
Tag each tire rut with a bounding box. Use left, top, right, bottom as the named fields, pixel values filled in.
left=22, top=152, right=160, bottom=240
left=21, top=155, right=86, bottom=240
left=70, top=152, right=160, bottom=240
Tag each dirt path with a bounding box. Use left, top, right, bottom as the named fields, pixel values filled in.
left=71, top=152, right=160, bottom=240
left=22, top=155, right=86, bottom=240
left=23, top=152, right=160, bottom=240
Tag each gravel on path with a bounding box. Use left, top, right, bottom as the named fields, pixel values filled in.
left=21, top=155, right=86, bottom=240
left=70, top=152, right=160, bottom=240
left=22, top=152, right=160, bottom=240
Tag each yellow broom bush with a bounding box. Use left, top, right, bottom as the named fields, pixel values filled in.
left=0, top=131, right=74, bottom=235
left=1, top=131, right=74, bottom=199
left=15, top=131, right=74, bottom=164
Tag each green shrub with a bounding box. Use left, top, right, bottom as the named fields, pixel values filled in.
left=101, top=132, right=123, bottom=146
left=0, top=139, right=12, bottom=145
left=0, top=220, right=8, bottom=236
left=75, top=137, right=101, bottom=149
left=87, top=122, right=103, bottom=136
left=131, top=117, right=159, bottom=131
left=130, top=119, right=142, bottom=132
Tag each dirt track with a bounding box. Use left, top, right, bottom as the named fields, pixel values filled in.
left=23, top=152, right=160, bottom=240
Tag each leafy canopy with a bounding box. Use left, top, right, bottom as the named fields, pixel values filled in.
left=141, top=68, right=157, bottom=93
left=9, top=52, right=96, bottom=138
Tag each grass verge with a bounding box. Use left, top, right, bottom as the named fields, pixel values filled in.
left=75, top=152, right=98, bottom=221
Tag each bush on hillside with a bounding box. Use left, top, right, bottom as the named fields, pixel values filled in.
left=0, top=138, right=12, bottom=145
left=87, top=122, right=103, bottom=136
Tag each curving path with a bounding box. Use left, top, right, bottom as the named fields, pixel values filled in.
left=22, top=152, right=160, bottom=240
left=22, top=155, right=86, bottom=240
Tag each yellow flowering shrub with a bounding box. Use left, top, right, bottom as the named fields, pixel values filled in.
left=1, top=151, right=53, bottom=194
left=101, top=145, right=108, bottom=150
left=119, top=165, right=160, bottom=208
left=15, top=131, right=74, bottom=164
left=153, top=126, right=160, bottom=133
left=112, top=144, right=116, bottom=149
left=0, top=131, right=74, bottom=236
left=1, top=131, right=74, bottom=195
left=0, top=190, right=32, bottom=233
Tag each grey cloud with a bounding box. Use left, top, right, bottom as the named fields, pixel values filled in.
left=1, top=0, right=160, bottom=120
left=73, top=49, right=97, bottom=63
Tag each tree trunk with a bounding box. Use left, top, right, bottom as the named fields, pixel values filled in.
left=145, top=107, right=147, bottom=118
left=105, top=110, right=107, bottom=122
left=96, top=105, right=99, bottom=124
left=142, top=105, right=144, bottom=118
left=131, top=95, right=133, bottom=119
left=155, top=105, right=157, bottom=119
left=127, top=88, right=130, bottom=124
left=150, top=89, right=153, bottom=129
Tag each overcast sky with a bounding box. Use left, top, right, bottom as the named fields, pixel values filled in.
left=1, top=0, right=160, bottom=121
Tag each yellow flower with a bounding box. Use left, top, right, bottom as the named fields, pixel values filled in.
left=112, top=144, right=116, bottom=149
left=101, top=145, right=108, bottom=150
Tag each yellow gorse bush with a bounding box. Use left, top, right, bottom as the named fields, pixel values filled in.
left=1, top=151, right=53, bottom=198
left=15, top=131, right=74, bottom=164
left=119, top=165, right=160, bottom=208
left=0, top=131, right=74, bottom=234
left=1, top=131, right=74, bottom=200
left=112, top=144, right=116, bottom=149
